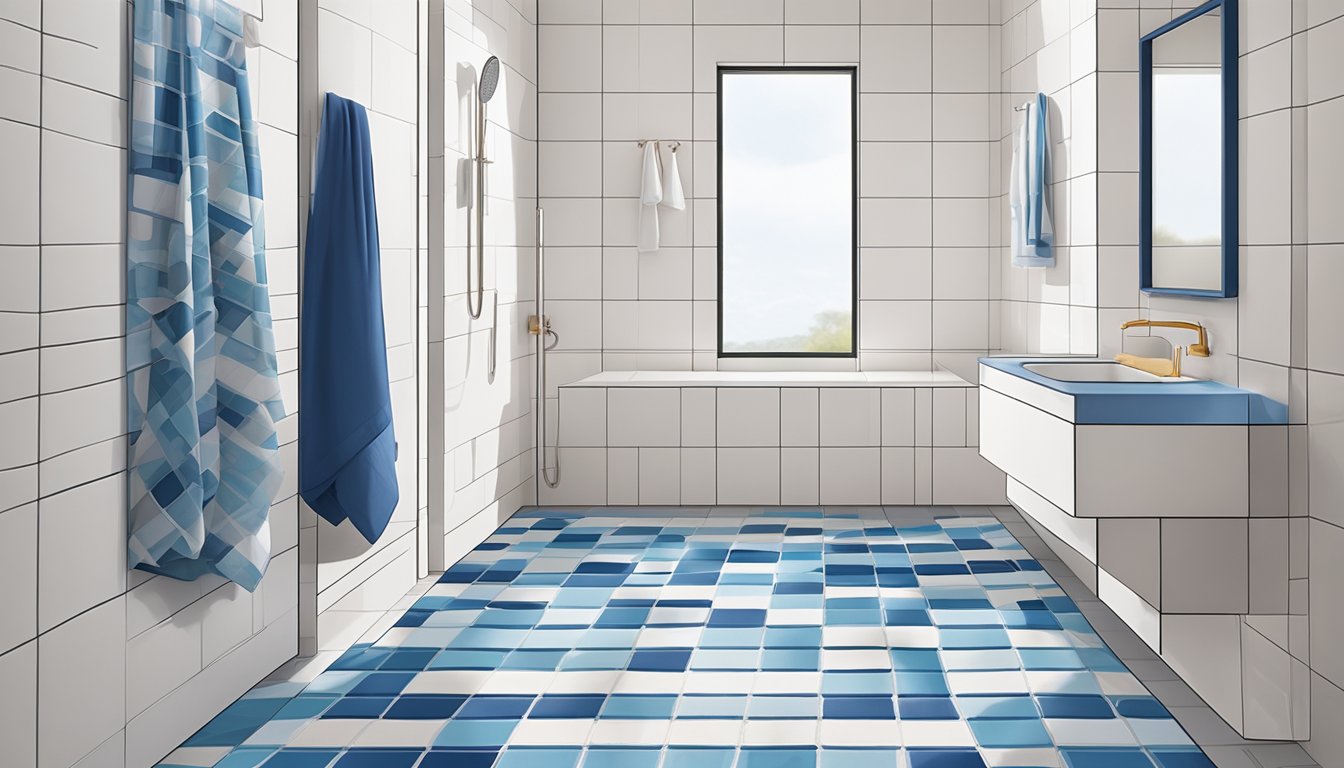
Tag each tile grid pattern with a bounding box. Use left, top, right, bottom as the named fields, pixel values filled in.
left=160, top=506, right=1214, bottom=768
left=1063, top=3, right=1344, bottom=764
left=0, top=1, right=303, bottom=766
left=546, top=384, right=1006, bottom=507
left=536, top=0, right=1001, bottom=388
left=998, top=0, right=1102, bottom=357
left=426, top=0, right=540, bottom=585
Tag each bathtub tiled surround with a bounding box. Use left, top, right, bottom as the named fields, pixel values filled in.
left=159, top=507, right=1218, bottom=768
left=542, top=372, right=1007, bottom=507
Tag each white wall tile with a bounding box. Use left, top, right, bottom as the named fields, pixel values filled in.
left=932, top=300, right=989, bottom=349
left=40, top=245, right=122, bottom=311
left=931, top=447, right=1005, bottom=504
left=127, top=610, right=203, bottom=718
left=785, top=0, right=858, bottom=24
left=0, top=247, right=38, bottom=313
left=608, top=387, right=680, bottom=446
left=38, top=474, right=126, bottom=632
left=930, top=388, right=967, bottom=447
left=540, top=447, right=608, bottom=505
left=717, top=448, right=780, bottom=504
left=859, top=26, right=932, bottom=92
left=41, top=133, right=124, bottom=245
left=820, top=447, right=880, bottom=504
left=784, top=25, right=860, bottom=63
left=780, top=447, right=820, bottom=504
left=717, top=388, right=781, bottom=447
left=0, top=641, right=36, bottom=768
left=933, top=25, right=992, bottom=92
left=38, top=597, right=126, bottom=768
left=42, top=0, right=126, bottom=97
left=861, top=301, right=933, bottom=351
left=862, top=143, right=932, bottom=197
left=1310, top=519, right=1344, bottom=687
left=1161, top=519, right=1250, bottom=614
left=540, top=25, right=603, bottom=91
left=639, top=447, right=680, bottom=504
left=881, top=388, right=916, bottom=446
left=559, top=387, right=607, bottom=446
left=881, top=447, right=915, bottom=504
left=693, top=0, right=783, bottom=25
left=781, top=388, right=819, bottom=447
left=1161, top=614, right=1245, bottom=733
left=818, top=388, right=881, bottom=447
left=862, top=249, right=934, bottom=301
left=0, top=503, right=36, bottom=652
left=861, top=94, right=932, bottom=141
left=1306, top=246, right=1344, bottom=375
left=608, top=447, right=639, bottom=504
left=680, top=447, right=716, bottom=504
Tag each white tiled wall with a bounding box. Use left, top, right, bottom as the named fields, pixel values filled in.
left=544, top=383, right=1005, bottom=507
left=537, top=0, right=1002, bottom=383
left=998, top=0, right=1101, bottom=356
left=999, top=0, right=1344, bottom=758
left=0, top=2, right=302, bottom=766
left=426, top=0, right=539, bottom=575
left=297, top=0, right=424, bottom=657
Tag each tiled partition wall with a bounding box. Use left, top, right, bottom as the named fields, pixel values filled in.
left=535, top=0, right=1002, bottom=382
left=0, top=2, right=303, bottom=766
left=426, top=0, right=539, bottom=576
left=1118, top=2, right=1344, bottom=764
left=299, top=0, right=424, bottom=659
left=997, top=0, right=1102, bottom=356
left=544, top=382, right=1007, bottom=507
left=994, top=0, right=1344, bottom=763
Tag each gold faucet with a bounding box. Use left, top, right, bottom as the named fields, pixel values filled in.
left=1114, top=319, right=1210, bottom=378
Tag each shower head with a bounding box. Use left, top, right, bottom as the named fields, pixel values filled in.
left=479, top=56, right=500, bottom=104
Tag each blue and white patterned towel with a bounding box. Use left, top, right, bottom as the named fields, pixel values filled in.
left=127, top=0, right=285, bottom=591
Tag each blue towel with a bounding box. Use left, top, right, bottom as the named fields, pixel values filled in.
left=300, top=93, right=399, bottom=543
left=1010, top=91, right=1055, bottom=268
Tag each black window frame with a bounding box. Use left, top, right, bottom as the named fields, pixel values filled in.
left=716, top=65, right=860, bottom=359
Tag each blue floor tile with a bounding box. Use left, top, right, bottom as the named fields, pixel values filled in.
left=158, top=509, right=1213, bottom=768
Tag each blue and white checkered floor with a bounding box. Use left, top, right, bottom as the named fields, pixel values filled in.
left=161, top=507, right=1215, bottom=768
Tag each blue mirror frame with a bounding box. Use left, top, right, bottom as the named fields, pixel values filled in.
left=1139, top=0, right=1238, bottom=298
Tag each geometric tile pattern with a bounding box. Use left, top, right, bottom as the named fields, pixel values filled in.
left=159, top=508, right=1214, bottom=768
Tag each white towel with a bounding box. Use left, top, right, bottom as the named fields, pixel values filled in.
left=661, top=145, right=685, bottom=212
left=638, top=140, right=662, bottom=252
left=1010, top=92, right=1055, bottom=268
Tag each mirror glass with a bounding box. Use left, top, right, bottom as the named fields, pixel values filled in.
left=1143, top=4, right=1235, bottom=296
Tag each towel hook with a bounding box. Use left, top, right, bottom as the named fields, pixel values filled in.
left=637, top=140, right=681, bottom=152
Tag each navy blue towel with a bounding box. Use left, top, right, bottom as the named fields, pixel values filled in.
left=300, top=92, right=398, bottom=543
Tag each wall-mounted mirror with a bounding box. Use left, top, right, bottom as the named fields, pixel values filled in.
left=1140, top=0, right=1238, bottom=298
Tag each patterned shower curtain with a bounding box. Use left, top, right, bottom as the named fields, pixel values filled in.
left=126, top=0, right=284, bottom=592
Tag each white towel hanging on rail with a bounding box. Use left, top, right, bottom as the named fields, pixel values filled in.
left=662, top=144, right=685, bottom=212
left=638, top=140, right=662, bottom=252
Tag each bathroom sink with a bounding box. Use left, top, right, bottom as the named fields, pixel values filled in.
left=1023, top=361, right=1192, bottom=383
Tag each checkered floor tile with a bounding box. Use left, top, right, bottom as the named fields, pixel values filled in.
left=158, top=507, right=1214, bottom=768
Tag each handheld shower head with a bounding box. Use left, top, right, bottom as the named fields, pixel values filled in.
left=479, top=56, right=500, bottom=103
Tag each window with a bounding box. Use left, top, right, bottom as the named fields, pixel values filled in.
left=718, top=67, right=857, bottom=357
